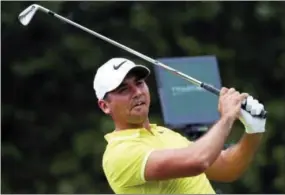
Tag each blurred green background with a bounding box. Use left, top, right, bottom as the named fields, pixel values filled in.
left=1, top=1, right=285, bottom=194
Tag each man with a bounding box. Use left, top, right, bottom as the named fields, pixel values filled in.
left=93, top=57, right=266, bottom=194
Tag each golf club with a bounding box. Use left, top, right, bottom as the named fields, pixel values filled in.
left=18, top=4, right=267, bottom=119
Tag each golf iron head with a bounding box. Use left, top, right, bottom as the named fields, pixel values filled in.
left=18, top=4, right=39, bottom=26
left=18, top=4, right=51, bottom=26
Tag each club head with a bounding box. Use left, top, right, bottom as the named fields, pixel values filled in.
left=18, top=4, right=39, bottom=26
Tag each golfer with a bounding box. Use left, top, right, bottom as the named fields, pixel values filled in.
left=93, top=58, right=266, bottom=194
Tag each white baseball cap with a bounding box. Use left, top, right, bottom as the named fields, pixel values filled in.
left=93, top=58, right=150, bottom=100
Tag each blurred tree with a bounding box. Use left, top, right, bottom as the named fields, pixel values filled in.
left=1, top=1, right=285, bottom=194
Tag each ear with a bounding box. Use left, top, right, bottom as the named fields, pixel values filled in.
left=98, top=99, right=111, bottom=114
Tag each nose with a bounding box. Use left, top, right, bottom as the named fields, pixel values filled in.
left=132, top=85, right=142, bottom=98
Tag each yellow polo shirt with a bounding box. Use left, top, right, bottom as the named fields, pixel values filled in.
left=102, top=124, right=215, bottom=194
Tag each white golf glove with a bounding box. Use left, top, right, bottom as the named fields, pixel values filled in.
left=239, top=96, right=266, bottom=134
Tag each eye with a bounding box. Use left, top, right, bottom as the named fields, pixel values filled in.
left=136, top=80, right=144, bottom=86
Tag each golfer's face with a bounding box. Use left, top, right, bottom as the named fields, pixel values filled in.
left=108, top=74, right=150, bottom=123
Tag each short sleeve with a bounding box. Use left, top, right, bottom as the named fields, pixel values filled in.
left=103, top=141, right=154, bottom=187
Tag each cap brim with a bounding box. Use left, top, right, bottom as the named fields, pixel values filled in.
left=106, top=65, right=150, bottom=95
left=127, top=65, right=150, bottom=80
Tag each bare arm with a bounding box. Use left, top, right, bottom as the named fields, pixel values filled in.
left=145, top=115, right=235, bottom=181
left=205, top=133, right=263, bottom=182
left=144, top=87, right=245, bottom=181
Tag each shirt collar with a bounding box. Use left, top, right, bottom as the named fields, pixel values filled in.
left=104, top=124, right=158, bottom=143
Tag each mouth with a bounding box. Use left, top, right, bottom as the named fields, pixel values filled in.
left=132, top=101, right=146, bottom=108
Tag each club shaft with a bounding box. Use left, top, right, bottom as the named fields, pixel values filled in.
left=38, top=6, right=203, bottom=87
left=35, top=5, right=266, bottom=118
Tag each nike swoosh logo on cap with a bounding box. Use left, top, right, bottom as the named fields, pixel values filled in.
left=113, top=60, right=127, bottom=70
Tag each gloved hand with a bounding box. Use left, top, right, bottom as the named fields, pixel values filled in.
left=239, top=96, right=266, bottom=134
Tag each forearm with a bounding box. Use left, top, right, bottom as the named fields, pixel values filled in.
left=220, top=133, right=263, bottom=179
left=188, top=116, right=235, bottom=167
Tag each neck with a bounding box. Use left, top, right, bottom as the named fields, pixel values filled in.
left=114, top=118, right=151, bottom=131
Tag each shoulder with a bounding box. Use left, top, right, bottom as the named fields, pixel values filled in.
left=102, top=137, right=154, bottom=187
left=103, top=138, right=138, bottom=160
left=102, top=137, right=152, bottom=167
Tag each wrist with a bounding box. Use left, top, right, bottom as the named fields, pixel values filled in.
left=221, top=114, right=236, bottom=125
left=241, top=133, right=263, bottom=149
left=244, top=132, right=264, bottom=139
left=220, top=115, right=235, bottom=128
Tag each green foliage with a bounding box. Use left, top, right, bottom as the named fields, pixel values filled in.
left=2, top=1, right=285, bottom=193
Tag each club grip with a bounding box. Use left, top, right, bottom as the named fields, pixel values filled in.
left=200, top=83, right=267, bottom=119
left=201, top=83, right=220, bottom=95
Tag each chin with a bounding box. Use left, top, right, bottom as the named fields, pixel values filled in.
left=128, top=115, right=148, bottom=124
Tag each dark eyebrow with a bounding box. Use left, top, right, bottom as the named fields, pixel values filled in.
left=135, top=77, right=143, bottom=81
left=115, top=77, right=144, bottom=92
left=115, top=82, right=128, bottom=91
